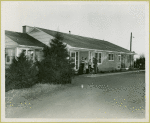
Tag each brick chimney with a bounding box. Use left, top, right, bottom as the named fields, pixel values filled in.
left=22, top=25, right=34, bottom=33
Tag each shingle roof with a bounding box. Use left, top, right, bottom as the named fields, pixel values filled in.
left=36, top=27, right=133, bottom=53
left=5, top=30, right=45, bottom=47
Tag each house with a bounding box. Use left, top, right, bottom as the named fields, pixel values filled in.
left=5, top=25, right=135, bottom=71
left=5, top=30, right=45, bottom=68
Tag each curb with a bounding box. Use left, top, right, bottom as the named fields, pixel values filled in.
left=86, top=70, right=145, bottom=77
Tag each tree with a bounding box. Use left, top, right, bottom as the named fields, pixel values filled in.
left=5, top=51, right=38, bottom=92
left=134, top=54, right=145, bottom=69
left=37, top=32, right=75, bottom=84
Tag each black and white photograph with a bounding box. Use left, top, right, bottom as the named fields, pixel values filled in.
left=1, top=1, right=149, bottom=122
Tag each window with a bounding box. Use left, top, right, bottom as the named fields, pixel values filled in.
left=118, top=55, right=121, bottom=62
left=5, top=49, right=15, bottom=64
left=98, top=53, right=102, bottom=63
left=76, top=52, right=79, bottom=69
left=27, top=50, right=34, bottom=60
left=95, top=52, right=102, bottom=63
left=108, top=53, right=114, bottom=61
left=95, top=53, right=98, bottom=59
left=18, top=49, right=26, bottom=56
left=35, top=50, right=44, bottom=61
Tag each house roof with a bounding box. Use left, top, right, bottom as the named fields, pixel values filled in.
left=36, top=27, right=134, bottom=53
left=5, top=30, right=45, bottom=47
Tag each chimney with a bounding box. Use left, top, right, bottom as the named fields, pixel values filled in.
left=22, top=25, right=34, bottom=33
left=69, top=31, right=71, bottom=34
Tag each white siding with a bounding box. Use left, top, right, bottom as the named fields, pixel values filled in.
left=28, top=28, right=73, bottom=49
left=5, top=36, right=18, bottom=48
left=28, top=28, right=54, bottom=46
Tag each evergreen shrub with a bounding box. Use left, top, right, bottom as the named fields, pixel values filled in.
left=5, top=52, right=38, bottom=92
left=37, top=32, right=75, bottom=84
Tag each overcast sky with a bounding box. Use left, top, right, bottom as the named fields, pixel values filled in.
left=2, top=1, right=149, bottom=55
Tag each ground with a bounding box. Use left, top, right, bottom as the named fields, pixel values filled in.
left=5, top=71, right=145, bottom=119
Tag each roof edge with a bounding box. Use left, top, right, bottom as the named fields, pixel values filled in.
left=70, top=46, right=136, bottom=54
left=5, top=30, right=22, bottom=34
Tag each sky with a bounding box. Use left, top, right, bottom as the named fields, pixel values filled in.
left=2, top=1, right=149, bottom=56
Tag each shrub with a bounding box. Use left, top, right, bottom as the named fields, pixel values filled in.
left=5, top=52, right=38, bottom=92
left=99, top=71, right=105, bottom=73
left=110, top=70, right=114, bottom=73
left=115, top=69, right=120, bottom=72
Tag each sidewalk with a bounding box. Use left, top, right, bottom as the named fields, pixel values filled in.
left=84, top=70, right=145, bottom=77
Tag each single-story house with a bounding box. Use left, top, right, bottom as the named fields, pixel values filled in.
left=5, top=25, right=135, bottom=71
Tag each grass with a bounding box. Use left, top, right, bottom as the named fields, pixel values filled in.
left=5, top=83, right=63, bottom=105
left=98, top=68, right=144, bottom=74
left=5, top=83, right=69, bottom=118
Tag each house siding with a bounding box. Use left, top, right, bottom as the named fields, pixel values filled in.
left=97, top=52, right=134, bottom=71
left=5, top=36, right=18, bottom=68
left=69, top=49, right=134, bottom=71
left=97, top=51, right=116, bottom=71
left=5, top=36, right=18, bottom=48
left=28, top=29, right=54, bottom=46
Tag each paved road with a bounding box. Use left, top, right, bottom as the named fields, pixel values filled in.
left=5, top=71, right=145, bottom=119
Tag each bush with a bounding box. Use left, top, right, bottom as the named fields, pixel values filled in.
left=115, top=69, right=121, bottom=72
left=110, top=70, right=114, bottom=73
left=99, top=71, right=105, bottom=73
left=5, top=52, right=38, bottom=92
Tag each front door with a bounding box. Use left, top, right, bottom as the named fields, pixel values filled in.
left=89, top=51, right=94, bottom=60
left=121, top=54, right=125, bottom=68
left=70, top=51, right=79, bottom=70
left=89, top=51, right=95, bottom=67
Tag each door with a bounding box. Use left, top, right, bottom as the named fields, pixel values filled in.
left=89, top=51, right=95, bottom=67
left=121, top=54, right=125, bottom=68
left=117, top=55, right=121, bottom=69
left=70, top=51, right=79, bottom=70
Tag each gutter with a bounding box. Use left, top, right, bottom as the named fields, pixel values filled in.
left=18, top=45, right=43, bottom=49
left=70, top=47, right=136, bottom=55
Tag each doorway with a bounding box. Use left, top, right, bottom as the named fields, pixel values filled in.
left=70, top=51, right=79, bottom=70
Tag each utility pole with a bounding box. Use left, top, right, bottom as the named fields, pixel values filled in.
left=130, top=32, right=132, bottom=51
left=130, top=32, right=132, bottom=69
left=130, top=32, right=134, bottom=69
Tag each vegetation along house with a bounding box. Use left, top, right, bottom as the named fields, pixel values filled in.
left=5, top=25, right=135, bottom=71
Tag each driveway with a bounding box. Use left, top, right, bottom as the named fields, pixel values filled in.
left=5, top=71, right=145, bottom=119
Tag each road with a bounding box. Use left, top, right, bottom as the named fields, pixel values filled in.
left=5, top=71, right=145, bottom=119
